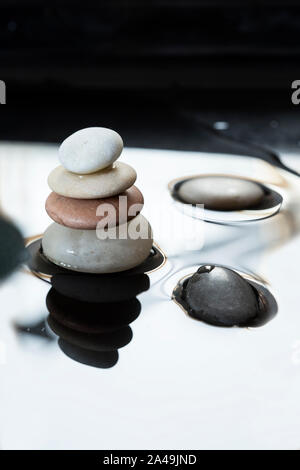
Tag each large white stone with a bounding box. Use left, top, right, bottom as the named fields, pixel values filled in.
left=177, top=175, right=264, bottom=211
left=59, top=127, right=124, bottom=174
left=42, top=214, right=153, bottom=273
left=48, top=162, right=137, bottom=199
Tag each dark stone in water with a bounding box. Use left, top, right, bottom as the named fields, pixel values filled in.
left=183, top=265, right=258, bottom=327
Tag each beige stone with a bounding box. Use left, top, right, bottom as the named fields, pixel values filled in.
left=48, top=162, right=137, bottom=199
left=177, top=176, right=264, bottom=210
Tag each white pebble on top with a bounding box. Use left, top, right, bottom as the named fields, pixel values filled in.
left=59, top=127, right=124, bottom=174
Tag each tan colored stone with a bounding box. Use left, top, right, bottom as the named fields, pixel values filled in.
left=48, top=162, right=136, bottom=199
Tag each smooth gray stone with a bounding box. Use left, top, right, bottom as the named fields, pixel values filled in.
left=177, top=176, right=265, bottom=210
left=42, top=214, right=153, bottom=273
left=184, top=265, right=258, bottom=326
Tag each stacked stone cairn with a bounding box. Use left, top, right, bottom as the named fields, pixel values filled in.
left=43, top=127, right=153, bottom=273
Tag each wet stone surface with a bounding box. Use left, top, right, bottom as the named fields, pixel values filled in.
left=173, top=265, right=277, bottom=328
left=176, top=175, right=265, bottom=211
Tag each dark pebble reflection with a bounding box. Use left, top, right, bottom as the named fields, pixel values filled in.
left=46, top=272, right=150, bottom=369
left=24, top=237, right=160, bottom=369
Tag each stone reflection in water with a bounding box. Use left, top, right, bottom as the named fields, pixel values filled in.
left=51, top=272, right=150, bottom=303
left=24, top=236, right=164, bottom=368
left=46, top=271, right=150, bottom=368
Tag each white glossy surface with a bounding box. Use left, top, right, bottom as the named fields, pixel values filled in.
left=0, top=143, right=300, bottom=450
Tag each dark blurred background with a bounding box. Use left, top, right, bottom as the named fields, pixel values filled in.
left=1, top=0, right=300, bottom=157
